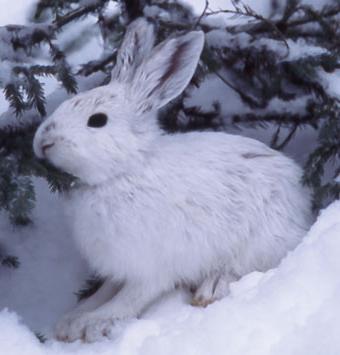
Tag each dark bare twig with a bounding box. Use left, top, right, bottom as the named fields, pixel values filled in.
left=52, top=2, right=106, bottom=29
left=232, top=112, right=325, bottom=127
left=270, top=123, right=282, bottom=148
left=77, top=52, right=117, bottom=76
left=206, top=1, right=289, bottom=50
left=287, top=5, right=340, bottom=29
left=213, top=70, right=266, bottom=109
left=223, top=4, right=340, bottom=36
left=193, top=0, right=209, bottom=29
left=274, top=124, right=299, bottom=150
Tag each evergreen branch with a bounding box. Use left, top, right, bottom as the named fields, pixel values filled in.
left=11, top=66, right=47, bottom=116
left=0, top=0, right=339, bottom=224
left=52, top=1, right=109, bottom=29
left=1, top=255, right=20, bottom=268
left=30, top=65, right=56, bottom=77
left=7, top=24, right=52, bottom=50
left=286, top=4, right=340, bottom=29
left=26, top=73, right=47, bottom=116
left=49, top=43, right=78, bottom=93
left=296, top=5, right=338, bottom=43
left=77, top=52, right=117, bottom=76
left=5, top=175, right=35, bottom=226
left=4, top=84, right=25, bottom=117
left=213, top=70, right=266, bottom=109
left=279, top=0, right=300, bottom=25
left=56, top=61, right=78, bottom=94
left=34, top=0, right=79, bottom=20
left=303, top=141, right=340, bottom=209
left=206, top=1, right=289, bottom=50
left=313, top=182, right=340, bottom=210
left=303, top=143, right=340, bottom=185
left=231, top=111, right=322, bottom=127
left=35, top=333, right=47, bottom=343
left=224, top=3, right=340, bottom=36
left=42, top=163, right=76, bottom=193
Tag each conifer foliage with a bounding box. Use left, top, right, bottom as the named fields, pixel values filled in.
left=0, top=0, right=339, bottom=264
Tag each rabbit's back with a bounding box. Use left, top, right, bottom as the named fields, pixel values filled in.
left=151, top=131, right=312, bottom=269
left=67, top=131, right=312, bottom=287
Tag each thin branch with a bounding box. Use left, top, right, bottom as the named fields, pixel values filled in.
left=287, top=5, right=340, bottom=29
left=52, top=1, right=107, bottom=29
left=231, top=112, right=325, bottom=126
left=77, top=51, right=117, bottom=76
left=274, top=123, right=298, bottom=150
left=213, top=70, right=266, bottom=109
left=223, top=4, right=340, bottom=36
left=193, top=0, right=209, bottom=29
left=206, top=2, right=289, bottom=50
left=270, top=123, right=282, bottom=148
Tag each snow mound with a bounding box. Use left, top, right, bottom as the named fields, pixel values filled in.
left=1, top=201, right=340, bottom=355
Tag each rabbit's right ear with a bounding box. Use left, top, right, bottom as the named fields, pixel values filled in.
left=111, top=18, right=155, bottom=82
left=130, top=31, right=204, bottom=113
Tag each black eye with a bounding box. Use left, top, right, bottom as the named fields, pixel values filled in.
left=87, top=113, right=108, bottom=128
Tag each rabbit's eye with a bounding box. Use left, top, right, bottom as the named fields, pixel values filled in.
left=87, top=113, right=108, bottom=128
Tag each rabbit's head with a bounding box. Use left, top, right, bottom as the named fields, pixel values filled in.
left=33, top=18, right=204, bottom=185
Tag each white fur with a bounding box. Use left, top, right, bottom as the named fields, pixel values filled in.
left=33, top=18, right=312, bottom=343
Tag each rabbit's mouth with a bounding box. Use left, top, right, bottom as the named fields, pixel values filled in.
left=41, top=142, right=55, bottom=156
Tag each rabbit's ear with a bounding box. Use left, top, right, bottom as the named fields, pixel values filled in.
left=112, top=18, right=155, bottom=82
left=132, top=31, right=204, bottom=112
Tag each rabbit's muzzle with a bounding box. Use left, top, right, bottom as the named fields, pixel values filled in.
left=33, top=121, right=56, bottom=159
left=41, top=142, right=55, bottom=157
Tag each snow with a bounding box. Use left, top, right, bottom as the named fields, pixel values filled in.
left=0, top=0, right=36, bottom=26
left=1, top=1, right=339, bottom=354
left=321, top=70, right=340, bottom=98
left=0, top=201, right=340, bottom=354
left=185, top=0, right=271, bottom=17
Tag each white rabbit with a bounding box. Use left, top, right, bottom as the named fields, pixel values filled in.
left=33, top=18, right=312, bottom=343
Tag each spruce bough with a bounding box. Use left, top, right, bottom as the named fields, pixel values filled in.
left=0, top=0, right=339, bottom=228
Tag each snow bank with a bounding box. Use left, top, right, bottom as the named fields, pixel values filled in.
left=0, top=201, right=340, bottom=355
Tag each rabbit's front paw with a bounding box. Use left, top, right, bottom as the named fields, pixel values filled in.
left=55, top=311, right=80, bottom=342
left=55, top=312, right=114, bottom=343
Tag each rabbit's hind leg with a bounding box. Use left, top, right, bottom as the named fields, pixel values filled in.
left=191, top=272, right=236, bottom=307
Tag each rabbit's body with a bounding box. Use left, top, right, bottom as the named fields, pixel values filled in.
left=33, top=19, right=312, bottom=342
left=68, top=131, right=310, bottom=287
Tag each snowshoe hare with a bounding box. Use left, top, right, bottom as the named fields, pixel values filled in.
left=33, top=18, right=312, bottom=342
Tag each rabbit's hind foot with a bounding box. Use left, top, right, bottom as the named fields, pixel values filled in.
left=191, top=271, right=236, bottom=307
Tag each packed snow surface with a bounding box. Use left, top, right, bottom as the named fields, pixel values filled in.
left=1, top=200, right=340, bottom=355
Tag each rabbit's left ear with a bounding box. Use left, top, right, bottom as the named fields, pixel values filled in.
left=131, top=31, right=204, bottom=113
left=112, top=18, right=155, bottom=82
